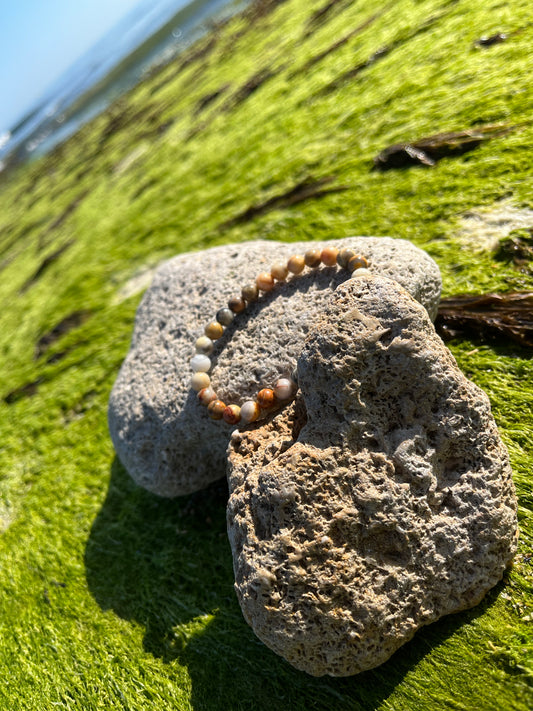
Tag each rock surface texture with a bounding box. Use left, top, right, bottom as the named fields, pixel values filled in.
left=227, top=275, right=518, bottom=677
left=108, top=238, right=441, bottom=497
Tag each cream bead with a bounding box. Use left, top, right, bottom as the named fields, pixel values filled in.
left=195, top=336, right=214, bottom=355
left=274, top=378, right=295, bottom=400
left=240, top=401, right=261, bottom=424
left=198, top=387, right=217, bottom=406
left=271, top=261, right=289, bottom=281
left=350, top=267, right=371, bottom=278
left=190, top=354, right=211, bottom=372
left=191, top=372, right=210, bottom=391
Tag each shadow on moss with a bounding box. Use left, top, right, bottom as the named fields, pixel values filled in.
left=85, top=458, right=505, bottom=711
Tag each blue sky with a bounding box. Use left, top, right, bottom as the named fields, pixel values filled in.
left=0, top=0, right=147, bottom=134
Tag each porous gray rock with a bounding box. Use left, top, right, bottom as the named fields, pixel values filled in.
left=108, top=238, right=441, bottom=497
left=227, top=274, right=518, bottom=677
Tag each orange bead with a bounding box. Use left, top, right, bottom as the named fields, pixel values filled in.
left=223, top=404, right=241, bottom=424
left=257, top=388, right=276, bottom=409
left=347, top=255, right=369, bottom=272
left=205, top=321, right=224, bottom=340
left=207, top=400, right=226, bottom=419
left=287, top=255, right=305, bottom=274
left=256, top=272, right=275, bottom=292
left=320, top=247, right=339, bottom=266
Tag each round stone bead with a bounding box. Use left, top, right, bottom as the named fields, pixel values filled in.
left=240, top=400, right=261, bottom=424
left=223, top=404, right=241, bottom=424
left=208, top=399, right=226, bottom=419
left=271, top=261, right=289, bottom=281
left=191, top=354, right=211, bottom=372
left=256, top=272, right=275, bottom=292
left=304, top=248, right=322, bottom=268
left=195, top=335, right=214, bottom=355
left=257, top=388, right=276, bottom=409
left=198, top=387, right=217, bottom=406
left=347, top=255, right=369, bottom=272
left=320, top=247, right=339, bottom=266
left=350, top=267, right=371, bottom=278
left=242, top=283, right=259, bottom=302
left=191, top=372, right=210, bottom=392
left=337, top=248, right=356, bottom=268
left=216, top=307, right=234, bottom=326
left=228, top=296, right=246, bottom=313
left=287, top=255, right=305, bottom=274
left=273, top=377, right=295, bottom=400
left=205, top=321, right=224, bottom=340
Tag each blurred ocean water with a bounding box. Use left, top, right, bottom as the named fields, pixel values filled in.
left=0, top=0, right=244, bottom=171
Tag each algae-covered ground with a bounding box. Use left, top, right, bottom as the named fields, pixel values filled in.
left=0, top=0, right=532, bottom=708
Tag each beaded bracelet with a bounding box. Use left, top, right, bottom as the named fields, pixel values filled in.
left=190, top=246, right=370, bottom=426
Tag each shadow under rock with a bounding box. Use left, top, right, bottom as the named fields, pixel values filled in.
left=85, top=458, right=505, bottom=711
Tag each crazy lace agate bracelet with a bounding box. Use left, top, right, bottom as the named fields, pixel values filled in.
left=190, top=246, right=370, bottom=425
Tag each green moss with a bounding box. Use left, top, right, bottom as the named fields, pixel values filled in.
left=0, top=0, right=532, bottom=708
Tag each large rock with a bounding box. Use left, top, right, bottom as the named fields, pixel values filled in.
left=108, top=238, right=441, bottom=497
left=227, top=274, right=517, bottom=677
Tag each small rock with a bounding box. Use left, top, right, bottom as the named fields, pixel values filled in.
left=227, top=274, right=517, bottom=676
left=109, top=238, right=441, bottom=497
